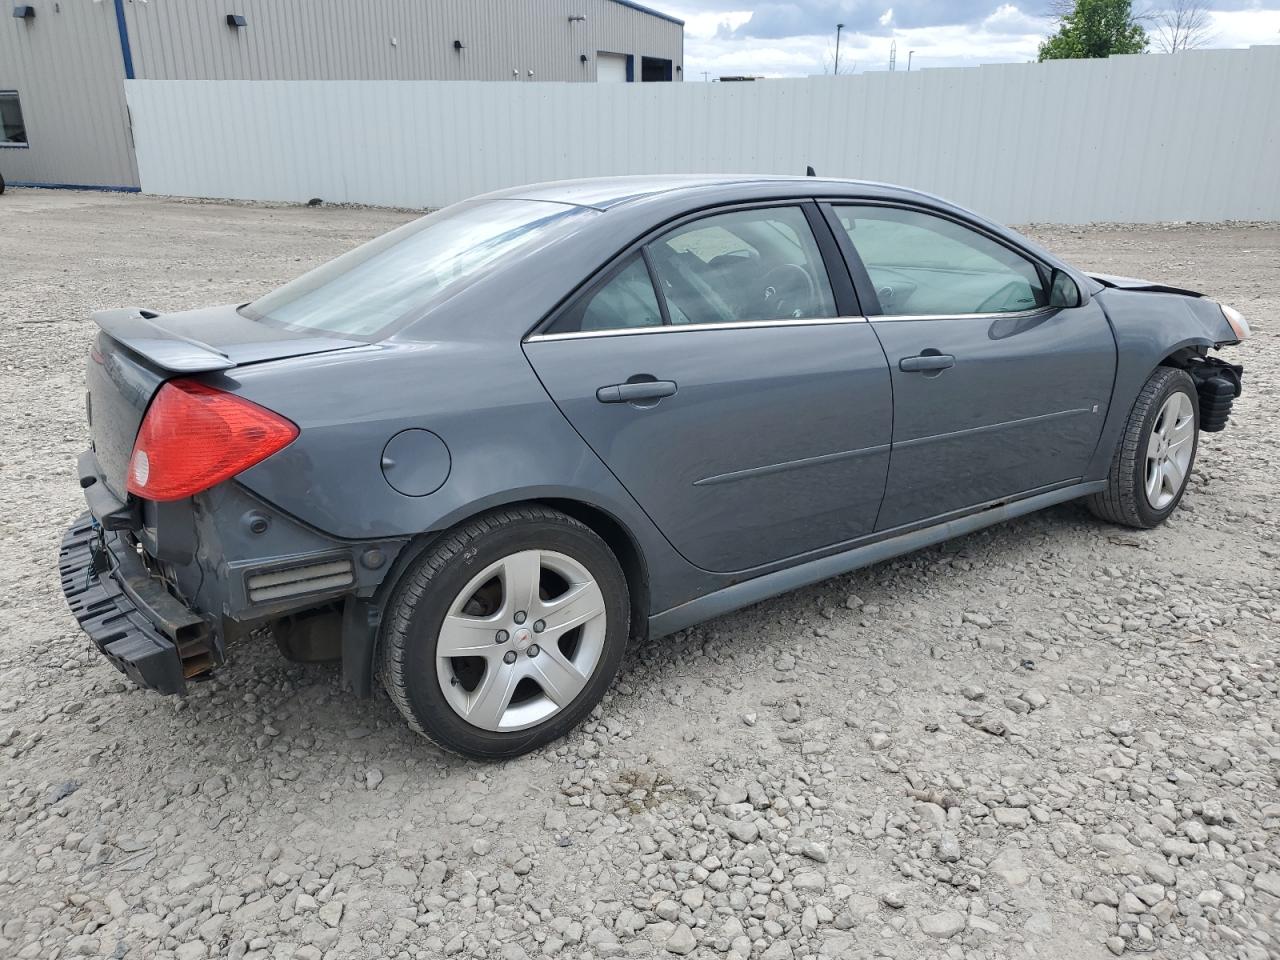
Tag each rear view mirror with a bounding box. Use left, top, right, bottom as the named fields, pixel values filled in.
left=1049, top=269, right=1082, bottom=309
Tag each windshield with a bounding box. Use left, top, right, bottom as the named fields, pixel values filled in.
left=242, top=199, right=594, bottom=336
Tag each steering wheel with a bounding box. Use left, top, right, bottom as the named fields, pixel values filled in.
left=760, top=264, right=817, bottom=319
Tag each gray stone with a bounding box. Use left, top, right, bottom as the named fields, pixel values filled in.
left=920, top=910, right=966, bottom=939
left=664, top=924, right=696, bottom=955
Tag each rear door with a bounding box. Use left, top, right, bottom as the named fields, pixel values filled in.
left=824, top=202, right=1116, bottom=531
left=525, top=202, right=892, bottom=574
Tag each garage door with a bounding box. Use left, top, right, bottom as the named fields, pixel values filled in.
left=596, top=53, right=628, bottom=83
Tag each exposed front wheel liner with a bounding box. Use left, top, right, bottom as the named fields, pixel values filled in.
left=1088, top=366, right=1199, bottom=529
left=377, top=505, right=629, bottom=760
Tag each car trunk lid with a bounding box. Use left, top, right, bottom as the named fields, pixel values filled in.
left=88, top=305, right=362, bottom=497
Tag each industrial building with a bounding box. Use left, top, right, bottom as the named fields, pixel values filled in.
left=0, top=0, right=683, bottom=191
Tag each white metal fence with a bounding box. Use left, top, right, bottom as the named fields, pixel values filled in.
left=125, top=45, right=1280, bottom=224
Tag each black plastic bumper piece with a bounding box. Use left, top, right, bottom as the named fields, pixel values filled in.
left=1189, top=357, right=1243, bottom=433
left=59, top=512, right=197, bottom=695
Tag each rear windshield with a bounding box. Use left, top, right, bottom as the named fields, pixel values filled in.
left=242, top=199, right=593, bottom=337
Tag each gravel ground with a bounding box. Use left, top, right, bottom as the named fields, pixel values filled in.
left=1, top=189, right=1277, bottom=960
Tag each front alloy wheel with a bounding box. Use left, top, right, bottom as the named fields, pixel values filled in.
left=378, top=506, right=629, bottom=759
left=1143, top=391, right=1195, bottom=510
left=1088, top=365, right=1199, bottom=529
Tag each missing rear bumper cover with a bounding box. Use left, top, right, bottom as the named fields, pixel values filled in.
left=59, top=512, right=218, bottom=695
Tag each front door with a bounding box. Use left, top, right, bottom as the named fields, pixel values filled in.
left=525, top=204, right=892, bottom=573
left=826, top=203, right=1117, bottom=531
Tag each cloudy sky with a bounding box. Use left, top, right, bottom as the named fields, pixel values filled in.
left=655, top=0, right=1280, bottom=78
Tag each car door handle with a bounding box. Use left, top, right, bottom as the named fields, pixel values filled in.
left=899, top=354, right=956, bottom=373
left=595, top=380, right=678, bottom=404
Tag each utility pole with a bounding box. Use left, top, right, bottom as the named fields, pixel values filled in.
left=889, top=39, right=896, bottom=72
left=907, top=50, right=914, bottom=71
left=834, top=23, right=844, bottom=74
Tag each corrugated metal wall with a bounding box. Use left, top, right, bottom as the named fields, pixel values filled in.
left=0, top=2, right=137, bottom=188
left=124, top=0, right=682, bottom=82
left=125, top=46, right=1280, bottom=224
left=0, top=0, right=679, bottom=191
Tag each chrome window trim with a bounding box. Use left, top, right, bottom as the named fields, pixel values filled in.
left=867, top=306, right=1057, bottom=323
left=525, top=315, right=867, bottom=343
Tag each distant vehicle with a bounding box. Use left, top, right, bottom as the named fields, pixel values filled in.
left=60, top=176, right=1248, bottom=758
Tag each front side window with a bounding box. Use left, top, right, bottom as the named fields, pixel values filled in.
left=243, top=199, right=595, bottom=337
left=834, top=205, right=1047, bottom=316
left=0, top=91, right=27, bottom=146
left=648, top=206, right=837, bottom=325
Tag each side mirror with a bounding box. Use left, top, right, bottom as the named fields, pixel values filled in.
left=1049, top=269, right=1082, bottom=309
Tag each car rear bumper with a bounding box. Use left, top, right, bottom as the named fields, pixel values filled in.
left=59, top=512, right=218, bottom=695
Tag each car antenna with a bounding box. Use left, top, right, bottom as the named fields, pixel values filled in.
left=806, top=165, right=817, bottom=177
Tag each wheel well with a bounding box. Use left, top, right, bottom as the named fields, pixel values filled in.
left=374, top=498, right=650, bottom=641
left=1158, top=344, right=1209, bottom=369
left=539, top=498, right=649, bottom=642
left=352, top=498, right=651, bottom=696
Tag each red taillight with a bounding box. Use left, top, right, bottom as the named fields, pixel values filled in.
left=127, top=380, right=299, bottom=502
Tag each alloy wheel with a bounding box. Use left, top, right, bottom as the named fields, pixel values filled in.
left=1144, top=391, right=1195, bottom=510
left=435, top=550, right=607, bottom=732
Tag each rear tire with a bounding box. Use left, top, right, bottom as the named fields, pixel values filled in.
left=377, top=506, right=629, bottom=760
left=1088, top=366, right=1199, bottom=529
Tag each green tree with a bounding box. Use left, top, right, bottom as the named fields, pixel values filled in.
left=1038, top=0, right=1148, bottom=60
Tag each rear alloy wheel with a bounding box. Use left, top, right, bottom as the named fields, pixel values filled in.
left=1088, top=366, right=1199, bottom=529
left=378, top=506, right=629, bottom=759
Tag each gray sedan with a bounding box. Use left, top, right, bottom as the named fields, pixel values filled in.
left=60, top=176, right=1249, bottom=758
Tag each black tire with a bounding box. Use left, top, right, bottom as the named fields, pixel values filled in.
left=0, top=172, right=6, bottom=195
left=1088, top=366, right=1199, bottom=529
left=377, top=506, right=629, bottom=760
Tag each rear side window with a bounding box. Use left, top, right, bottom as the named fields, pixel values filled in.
left=835, top=205, right=1047, bottom=316
left=550, top=205, right=839, bottom=335
left=649, top=207, right=837, bottom=325
left=243, top=199, right=594, bottom=337
left=552, top=254, right=663, bottom=333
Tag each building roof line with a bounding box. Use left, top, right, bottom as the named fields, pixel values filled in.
left=608, top=0, right=684, bottom=27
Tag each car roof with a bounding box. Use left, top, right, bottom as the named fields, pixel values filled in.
left=482, top=174, right=923, bottom=211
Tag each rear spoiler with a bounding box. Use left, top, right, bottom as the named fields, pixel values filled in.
left=93, top=308, right=236, bottom=373
left=1086, top=273, right=1202, bottom=298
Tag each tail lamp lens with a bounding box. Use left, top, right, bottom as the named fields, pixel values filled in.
left=127, top=380, right=299, bottom=501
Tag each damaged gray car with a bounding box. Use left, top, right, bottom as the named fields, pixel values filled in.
left=60, top=176, right=1249, bottom=758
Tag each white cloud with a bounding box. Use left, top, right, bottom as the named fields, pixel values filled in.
left=1205, top=7, right=1280, bottom=45
left=661, top=1, right=1280, bottom=80
left=982, top=4, right=1048, bottom=35
left=680, top=9, right=753, bottom=40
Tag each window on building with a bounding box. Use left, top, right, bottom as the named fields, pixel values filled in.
left=641, top=57, right=672, bottom=82
left=0, top=91, right=27, bottom=146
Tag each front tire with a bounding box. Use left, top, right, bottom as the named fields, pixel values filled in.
left=1088, top=366, right=1199, bottom=529
left=377, top=506, right=629, bottom=760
